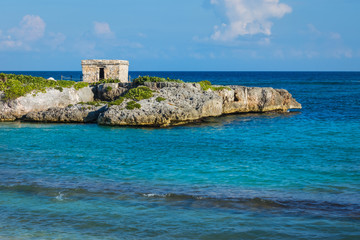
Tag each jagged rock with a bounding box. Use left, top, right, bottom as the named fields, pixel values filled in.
left=24, top=104, right=107, bottom=123
left=1, top=82, right=302, bottom=126
left=219, top=86, right=302, bottom=114
left=0, top=87, right=94, bottom=121
left=95, top=83, right=128, bottom=101
left=98, top=82, right=223, bottom=126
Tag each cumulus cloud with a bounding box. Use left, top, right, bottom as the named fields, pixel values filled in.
left=210, top=0, right=292, bottom=41
left=9, top=15, right=46, bottom=41
left=93, top=21, right=114, bottom=38
left=0, top=15, right=46, bottom=50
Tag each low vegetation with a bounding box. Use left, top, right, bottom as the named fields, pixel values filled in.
left=73, top=82, right=89, bottom=90
left=108, top=97, right=124, bottom=106
left=124, top=86, right=153, bottom=101
left=199, top=80, right=231, bottom=91
left=126, top=100, right=141, bottom=110
left=0, top=73, right=88, bottom=100
left=133, top=76, right=183, bottom=85
left=156, top=97, right=166, bottom=102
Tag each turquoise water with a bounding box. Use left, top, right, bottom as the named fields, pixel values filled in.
left=0, top=72, right=359, bottom=239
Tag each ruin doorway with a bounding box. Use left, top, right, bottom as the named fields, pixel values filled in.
left=99, top=68, right=105, bottom=80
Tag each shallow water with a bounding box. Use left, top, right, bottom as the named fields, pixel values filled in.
left=0, top=72, right=359, bottom=239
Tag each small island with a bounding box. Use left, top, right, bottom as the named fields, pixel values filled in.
left=0, top=75, right=301, bottom=127
left=0, top=60, right=301, bottom=127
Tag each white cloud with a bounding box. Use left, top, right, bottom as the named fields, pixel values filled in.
left=211, top=0, right=292, bottom=41
left=9, top=15, right=46, bottom=41
left=0, top=15, right=46, bottom=51
left=93, top=21, right=114, bottom=38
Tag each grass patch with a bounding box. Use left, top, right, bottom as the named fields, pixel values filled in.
left=124, top=86, right=153, bottom=101
left=105, top=86, right=113, bottom=92
left=73, top=82, right=89, bottom=90
left=199, top=80, right=231, bottom=91
left=0, top=73, right=89, bottom=100
left=78, top=100, right=108, bottom=107
left=156, top=96, right=166, bottom=102
left=133, top=76, right=183, bottom=85
left=126, top=100, right=141, bottom=110
left=108, top=97, right=125, bottom=106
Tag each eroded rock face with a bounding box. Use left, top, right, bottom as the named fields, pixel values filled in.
left=95, top=83, right=129, bottom=101
left=25, top=104, right=107, bottom=123
left=218, top=86, right=302, bottom=114
left=0, top=87, right=94, bottom=121
left=98, top=82, right=224, bottom=126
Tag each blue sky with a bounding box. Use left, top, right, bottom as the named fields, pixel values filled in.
left=0, top=0, right=359, bottom=71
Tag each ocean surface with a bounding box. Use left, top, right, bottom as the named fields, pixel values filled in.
left=0, top=71, right=359, bottom=239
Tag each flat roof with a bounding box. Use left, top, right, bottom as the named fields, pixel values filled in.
left=81, top=60, right=129, bottom=65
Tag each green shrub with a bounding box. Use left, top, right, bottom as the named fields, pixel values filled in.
left=0, top=73, right=90, bottom=101
left=156, top=96, right=166, bottom=102
left=126, top=100, right=141, bottom=110
left=124, top=86, right=153, bottom=101
left=133, top=76, right=183, bottom=85
left=54, top=86, right=63, bottom=92
left=199, top=80, right=231, bottom=91
left=82, top=100, right=108, bottom=106
left=199, top=80, right=212, bottom=91
left=108, top=97, right=125, bottom=106
left=105, top=86, right=112, bottom=92
left=57, top=80, right=75, bottom=88
left=73, top=82, right=88, bottom=90
left=211, top=86, right=231, bottom=91
left=0, top=80, right=6, bottom=92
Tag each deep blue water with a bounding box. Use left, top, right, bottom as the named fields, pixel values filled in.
left=0, top=71, right=359, bottom=239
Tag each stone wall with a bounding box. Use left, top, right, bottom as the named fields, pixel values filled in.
left=81, top=60, right=129, bottom=83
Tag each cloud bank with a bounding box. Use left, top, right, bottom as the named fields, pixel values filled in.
left=211, top=0, right=292, bottom=41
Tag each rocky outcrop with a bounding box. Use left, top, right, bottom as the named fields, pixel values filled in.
left=217, top=86, right=302, bottom=114
left=0, top=82, right=301, bottom=126
left=94, top=83, right=130, bottom=101
left=0, top=87, right=94, bottom=121
left=97, top=82, right=301, bottom=127
left=25, top=104, right=106, bottom=123
left=98, top=82, right=223, bottom=126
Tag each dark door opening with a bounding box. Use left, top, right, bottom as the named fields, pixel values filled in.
left=99, top=68, right=105, bottom=80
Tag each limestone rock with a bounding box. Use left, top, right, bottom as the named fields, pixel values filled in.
left=0, top=87, right=94, bottom=121
left=0, top=81, right=302, bottom=126
left=95, top=83, right=128, bottom=101
left=98, top=82, right=223, bottom=126
left=24, top=104, right=107, bottom=123
left=217, top=86, right=302, bottom=114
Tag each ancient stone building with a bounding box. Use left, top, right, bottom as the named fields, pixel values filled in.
left=81, top=60, right=129, bottom=83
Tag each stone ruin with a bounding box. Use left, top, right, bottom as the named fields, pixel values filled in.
left=81, top=59, right=129, bottom=83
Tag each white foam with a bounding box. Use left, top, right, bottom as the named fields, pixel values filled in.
left=55, top=192, right=65, bottom=201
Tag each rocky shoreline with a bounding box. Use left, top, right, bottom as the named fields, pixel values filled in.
left=0, top=82, right=301, bottom=127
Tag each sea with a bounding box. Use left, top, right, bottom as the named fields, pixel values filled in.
left=0, top=71, right=359, bottom=239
